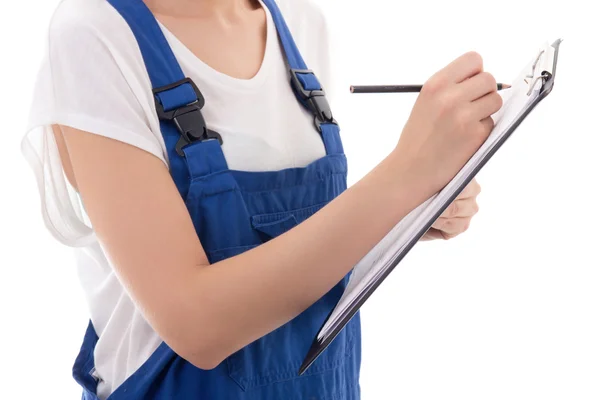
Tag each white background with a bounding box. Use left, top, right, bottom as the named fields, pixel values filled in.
left=1, top=0, right=599, bottom=399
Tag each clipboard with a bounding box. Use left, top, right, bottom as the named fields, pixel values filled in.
left=299, top=38, right=563, bottom=375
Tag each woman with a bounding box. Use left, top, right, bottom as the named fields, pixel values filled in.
left=22, top=0, right=500, bottom=398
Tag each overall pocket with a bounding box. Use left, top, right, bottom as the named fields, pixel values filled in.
left=222, top=203, right=356, bottom=391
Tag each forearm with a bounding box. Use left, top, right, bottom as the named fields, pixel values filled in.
left=172, top=152, right=430, bottom=367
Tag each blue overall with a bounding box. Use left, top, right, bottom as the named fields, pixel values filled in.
left=72, top=0, right=361, bottom=398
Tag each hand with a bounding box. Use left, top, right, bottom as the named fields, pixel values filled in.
left=421, top=179, right=481, bottom=241
left=392, top=52, right=502, bottom=203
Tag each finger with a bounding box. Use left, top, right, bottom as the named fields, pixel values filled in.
left=439, top=199, right=479, bottom=219
left=440, top=230, right=460, bottom=240
left=458, top=72, right=498, bottom=102
left=440, top=52, right=484, bottom=84
left=456, top=180, right=482, bottom=200
left=431, top=216, right=472, bottom=235
left=472, top=91, right=503, bottom=121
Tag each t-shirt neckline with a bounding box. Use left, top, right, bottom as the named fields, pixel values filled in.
left=157, top=0, right=277, bottom=92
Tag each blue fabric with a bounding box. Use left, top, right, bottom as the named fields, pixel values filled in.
left=297, top=72, right=322, bottom=91
left=73, top=0, right=360, bottom=398
left=261, top=0, right=339, bottom=142
left=321, top=123, right=345, bottom=155
left=72, top=321, right=98, bottom=400
left=155, top=83, right=197, bottom=111
left=105, top=0, right=195, bottom=199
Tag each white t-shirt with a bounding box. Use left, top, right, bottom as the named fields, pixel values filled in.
left=21, top=0, right=334, bottom=397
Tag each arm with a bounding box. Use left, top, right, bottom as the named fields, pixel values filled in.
left=60, top=125, right=422, bottom=369
left=59, top=52, right=502, bottom=370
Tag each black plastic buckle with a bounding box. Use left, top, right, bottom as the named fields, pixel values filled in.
left=290, top=69, right=337, bottom=132
left=153, top=78, right=222, bottom=156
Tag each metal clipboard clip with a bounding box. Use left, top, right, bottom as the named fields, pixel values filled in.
left=524, top=47, right=553, bottom=96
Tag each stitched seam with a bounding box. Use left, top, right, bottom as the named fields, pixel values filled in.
left=189, top=169, right=230, bottom=183
left=238, top=356, right=349, bottom=389
left=187, top=172, right=346, bottom=200
left=185, top=188, right=238, bottom=204
left=237, top=172, right=347, bottom=195
left=251, top=201, right=329, bottom=222
left=206, top=244, right=259, bottom=256
left=191, top=171, right=346, bottom=190
left=233, top=331, right=356, bottom=389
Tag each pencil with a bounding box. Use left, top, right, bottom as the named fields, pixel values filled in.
left=349, top=83, right=511, bottom=93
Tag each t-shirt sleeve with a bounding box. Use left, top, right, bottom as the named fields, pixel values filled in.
left=22, top=9, right=167, bottom=247
left=31, top=13, right=167, bottom=161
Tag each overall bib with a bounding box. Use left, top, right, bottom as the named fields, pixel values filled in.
left=72, top=0, right=362, bottom=398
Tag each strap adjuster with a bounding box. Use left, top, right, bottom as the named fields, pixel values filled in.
left=290, top=69, right=337, bottom=132
left=153, top=78, right=222, bottom=156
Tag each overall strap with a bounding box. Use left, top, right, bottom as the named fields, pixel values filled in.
left=261, top=0, right=344, bottom=155
left=107, top=0, right=221, bottom=199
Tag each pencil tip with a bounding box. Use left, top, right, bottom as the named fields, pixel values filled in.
left=349, top=86, right=354, bottom=93
left=503, top=83, right=512, bottom=89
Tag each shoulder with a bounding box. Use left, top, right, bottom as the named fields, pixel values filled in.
left=50, top=0, right=122, bottom=36
left=43, top=0, right=154, bottom=109
left=47, top=0, right=143, bottom=64
left=30, top=0, right=167, bottom=167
